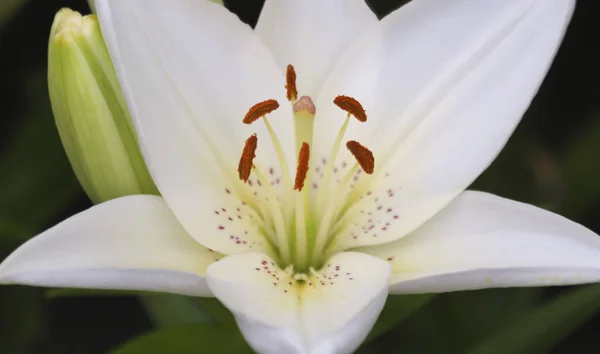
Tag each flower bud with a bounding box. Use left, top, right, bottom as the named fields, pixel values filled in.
left=48, top=8, right=159, bottom=204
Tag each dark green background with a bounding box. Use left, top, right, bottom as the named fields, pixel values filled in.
left=1, top=0, right=600, bottom=353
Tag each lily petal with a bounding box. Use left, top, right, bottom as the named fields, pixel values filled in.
left=256, top=0, right=378, bottom=97
left=96, top=0, right=294, bottom=255
left=361, top=191, right=600, bottom=294
left=207, top=252, right=390, bottom=354
left=0, top=196, right=219, bottom=297
left=318, top=0, right=575, bottom=251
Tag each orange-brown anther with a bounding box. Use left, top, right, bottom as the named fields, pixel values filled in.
left=346, top=141, right=375, bottom=174
left=243, top=99, right=280, bottom=124
left=286, top=64, right=298, bottom=102
left=238, top=134, right=258, bottom=182
left=334, top=95, right=367, bottom=122
left=294, top=142, right=310, bottom=191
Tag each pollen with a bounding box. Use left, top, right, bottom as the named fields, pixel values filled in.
left=238, top=134, right=258, bottom=182
left=334, top=95, right=367, bottom=122
left=346, top=141, right=375, bottom=174
left=286, top=65, right=298, bottom=102
left=294, top=142, right=310, bottom=191
left=243, top=99, right=280, bottom=124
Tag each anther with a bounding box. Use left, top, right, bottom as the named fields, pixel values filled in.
left=334, top=95, right=367, bottom=122
left=346, top=141, right=375, bottom=174
left=243, top=99, right=280, bottom=124
left=286, top=65, right=298, bottom=102
left=294, top=142, right=310, bottom=191
left=238, top=134, right=258, bottom=182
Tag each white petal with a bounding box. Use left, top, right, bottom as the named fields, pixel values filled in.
left=207, top=252, right=390, bottom=354
left=0, top=196, right=220, bottom=297
left=361, top=191, right=600, bottom=294
left=96, top=0, right=294, bottom=255
left=256, top=0, right=377, bottom=97
left=318, top=0, right=575, bottom=251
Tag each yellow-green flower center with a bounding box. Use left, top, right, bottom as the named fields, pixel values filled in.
left=223, top=64, right=380, bottom=273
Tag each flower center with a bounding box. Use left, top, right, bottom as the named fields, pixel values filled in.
left=235, top=64, right=375, bottom=273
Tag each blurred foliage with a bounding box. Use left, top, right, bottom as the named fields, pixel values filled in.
left=0, top=286, right=43, bottom=354
left=468, top=284, right=600, bottom=354
left=140, top=295, right=212, bottom=328
left=0, top=0, right=599, bottom=353
left=0, top=0, right=27, bottom=27
left=0, top=73, right=82, bottom=242
left=111, top=325, right=252, bottom=354
left=363, top=294, right=435, bottom=346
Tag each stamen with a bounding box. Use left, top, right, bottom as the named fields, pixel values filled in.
left=346, top=141, right=375, bottom=174
left=243, top=99, right=280, bottom=124
left=238, top=134, right=258, bottom=182
left=253, top=166, right=291, bottom=264
left=294, top=142, right=310, bottom=191
left=315, top=115, right=351, bottom=216
left=286, top=65, right=298, bottom=102
left=334, top=95, right=367, bottom=122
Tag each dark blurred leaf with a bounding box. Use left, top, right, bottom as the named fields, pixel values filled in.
left=48, top=289, right=232, bottom=329
left=0, top=73, right=82, bottom=241
left=471, top=132, right=562, bottom=211
left=110, top=324, right=252, bottom=354
left=46, top=288, right=151, bottom=298
left=47, top=290, right=214, bottom=328
left=467, top=285, right=600, bottom=354
left=437, top=288, right=542, bottom=347
left=366, top=288, right=542, bottom=354
left=0, top=0, right=26, bottom=27
left=561, top=112, right=600, bottom=218
left=0, top=286, right=43, bottom=354
left=363, top=294, right=434, bottom=345
left=141, top=294, right=212, bottom=327
left=0, top=217, right=30, bottom=243
left=195, top=297, right=238, bottom=329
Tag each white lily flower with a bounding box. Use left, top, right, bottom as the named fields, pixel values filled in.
left=1, top=0, right=597, bottom=353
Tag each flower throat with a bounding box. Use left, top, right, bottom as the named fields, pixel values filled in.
left=236, top=64, right=374, bottom=273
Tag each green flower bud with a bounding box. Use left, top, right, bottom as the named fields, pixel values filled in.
left=48, top=9, right=159, bottom=204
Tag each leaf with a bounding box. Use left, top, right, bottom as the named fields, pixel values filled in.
left=560, top=114, right=600, bottom=217
left=47, top=290, right=214, bottom=328
left=140, top=294, right=212, bottom=327
left=0, top=217, right=30, bottom=244
left=467, top=284, right=600, bottom=354
left=0, top=73, right=83, bottom=241
left=110, top=324, right=253, bottom=354
left=0, top=0, right=26, bottom=27
left=195, top=297, right=238, bottom=329
left=364, top=293, right=435, bottom=344
left=0, top=286, right=43, bottom=354
left=45, top=288, right=151, bottom=298
left=363, top=288, right=542, bottom=354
